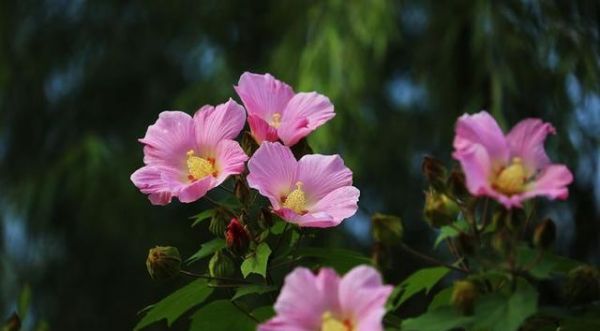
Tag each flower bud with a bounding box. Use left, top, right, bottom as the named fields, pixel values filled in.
left=422, top=156, right=447, bottom=191
left=146, top=246, right=181, bottom=280
left=226, top=218, right=250, bottom=255
left=533, top=218, right=556, bottom=250
left=208, top=208, right=228, bottom=237
left=209, top=251, right=236, bottom=278
left=424, top=190, right=460, bottom=227
left=563, top=265, right=600, bottom=305
left=451, top=280, right=478, bottom=315
left=448, top=168, right=471, bottom=202
left=234, top=177, right=250, bottom=205
left=371, top=213, right=404, bottom=245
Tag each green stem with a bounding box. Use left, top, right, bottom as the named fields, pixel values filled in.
left=179, top=270, right=253, bottom=284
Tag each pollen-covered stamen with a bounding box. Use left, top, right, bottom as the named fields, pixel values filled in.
left=321, top=311, right=353, bottom=331
left=493, top=157, right=527, bottom=195
left=186, top=150, right=217, bottom=181
left=283, top=181, right=307, bottom=214
left=269, top=113, right=282, bottom=128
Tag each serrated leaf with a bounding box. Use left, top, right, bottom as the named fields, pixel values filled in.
left=232, top=285, right=277, bottom=301
left=134, top=279, right=213, bottom=331
left=402, top=306, right=472, bottom=331
left=189, top=300, right=255, bottom=331
left=241, top=242, right=271, bottom=278
left=388, top=266, right=450, bottom=310
left=472, top=281, right=538, bottom=331
left=295, top=247, right=371, bottom=273
left=186, top=239, right=226, bottom=264
left=190, top=209, right=216, bottom=227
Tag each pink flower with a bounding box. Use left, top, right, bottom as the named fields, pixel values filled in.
left=258, top=266, right=393, bottom=331
left=234, top=72, right=335, bottom=146
left=131, top=99, right=248, bottom=205
left=247, top=142, right=359, bottom=228
left=452, top=111, right=573, bottom=208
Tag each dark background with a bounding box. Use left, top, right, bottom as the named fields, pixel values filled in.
left=0, top=0, right=599, bottom=330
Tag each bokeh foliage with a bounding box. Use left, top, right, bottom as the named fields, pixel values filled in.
left=0, top=0, right=598, bottom=329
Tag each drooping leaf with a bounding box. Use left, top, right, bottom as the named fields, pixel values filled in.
left=241, top=242, right=271, bottom=278
left=189, top=300, right=255, bottom=331
left=471, top=281, right=538, bottom=331
left=402, top=306, right=472, bottom=331
left=231, top=285, right=277, bottom=301
left=190, top=209, right=216, bottom=227
left=295, top=247, right=371, bottom=273
left=186, top=239, right=227, bottom=264
left=134, top=279, right=213, bottom=331
left=387, top=266, right=450, bottom=310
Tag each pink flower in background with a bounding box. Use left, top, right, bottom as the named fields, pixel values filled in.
left=131, top=99, right=248, bottom=205
left=234, top=72, right=335, bottom=146
left=247, top=142, right=359, bottom=228
left=259, top=265, right=392, bottom=331
left=453, top=111, right=573, bottom=208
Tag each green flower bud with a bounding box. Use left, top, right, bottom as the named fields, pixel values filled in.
left=146, top=246, right=181, bottom=280
left=208, top=208, right=228, bottom=237
left=424, top=190, right=460, bottom=227
left=533, top=218, right=556, bottom=250
left=563, top=265, right=600, bottom=305
left=208, top=251, right=236, bottom=278
left=234, top=177, right=250, bottom=205
left=422, top=155, right=447, bottom=191
left=371, top=213, right=404, bottom=245
left=451, top=280, right=478, bottom=315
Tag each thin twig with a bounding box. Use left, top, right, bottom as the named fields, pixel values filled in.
left=179, top=270, right=253, bottom=284
left=232, top=300, right=260, bottom=323
left=400, top=243, right=469, bottom=274
left=204, top=195, right=237, bottom=218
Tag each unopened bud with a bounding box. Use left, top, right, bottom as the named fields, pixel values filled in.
left=533, top=218, right=556, bottom=250
left=234, top=177, right=250, bottom=205
left=371, top=213, right=404, bottom=245
left=226, top=218, right=250, bottom=255
left=146, top=246, right=181, bottom=280
left=208, top=208, right=228, bottom=237
left=209, top=251, right=236, bottom=278
left=424, top=190, right=460, bottom=227
left=448, top=168, right=470, bottom=202
left=422, top=156, right=447, bottom=191
left=451, top=280, right=478, bottom=315
left=563, top=265, right=600, bottom=305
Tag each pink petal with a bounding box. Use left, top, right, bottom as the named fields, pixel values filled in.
left=213, top=140, right=248, bottom=184
left=193, top=99, right=246, bottom=150
left=248, top=114, right=279, bottom=144
left=308, top=186, right=360, bottom=226
left=316, top=268, right=342, bottom=315
left=271, top=268, right=324, bottom=330
left=278, top=92, right=335, bottom=146
left=130, top=166, right=175, bottom=205
left=275, top=208, right=337, bottom=228
left=339, top=266, right=392, bottom=331
left=140, top=111, right=195, bottom=166
left=247, top=142, right=298, bottom=208
left=258, top=317, right=313, bottom=331
left=522, top=164, right=573, bottom=201
left=234, top=72, right=294, bottom=119
left=452, top=144, right=494, bottom=197
left=506, top=118, right=556, bottom=173
left=297, top=154, right=353, bottom=203
left=177, top=176, right=214, bottom=203
left=453, top=111, right=509, bottom=169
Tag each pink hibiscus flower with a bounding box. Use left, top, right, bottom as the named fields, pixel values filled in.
left=452, top=111, right=573, bottom=208
left=247, top=142, right=359, bottom=228
left=131, top=99, right=248, bottom=205
left=234, top=72, right=335, bottom=146
left=259, top=266, right=393, bottom=331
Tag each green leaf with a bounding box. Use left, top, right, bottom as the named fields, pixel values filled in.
left=428, top=286, right=454, bottom=311
left=189, top=300, right=255, bottom=331
left=133, top=279, right=213, bottom=331
left=402, top=306, right=472, bottom=331
left=190, top=209, right=215, bottom=227
left=388, top=266, right=450, bottom=310
left=231, top=285, right=277, bottom=301
left=241, top=242, right=271, bottom=278
left=516, top=245, right=582, bottom=279
left=186, top=239, right=226, bottom=264
left=252, top=306, right=276, bottom=322
left=18, top=284, right=32, bottom=319
left=434, top=218, right=469, bottom=248
left=472, top=281, right=538, bottom=331
left=270, top=219, right=288, bottom=235
left=295, top=247, right=371, bottom=273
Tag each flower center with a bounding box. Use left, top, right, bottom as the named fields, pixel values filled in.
left=269, top=113, right=282, bottom=128
left=493, top=157, right=527, bottom=195
left=321, top=311, right=353, bottom=331
left=186, top=150, right=216, bottom=181
left=283, top=181, right=307, bottom=214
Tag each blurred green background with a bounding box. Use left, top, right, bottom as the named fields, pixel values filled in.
left=0, top=0, right=599, bottom=329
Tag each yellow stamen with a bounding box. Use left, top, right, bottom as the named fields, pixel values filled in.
left=186, top=150, right=216, bottom=181
left=321, top=311, right=353, bottom=331
left=283, top=181, right=307, bottom=214
left=270, top=113, right=282, bottom=128
left=493, top=157, right=526, bottom=195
